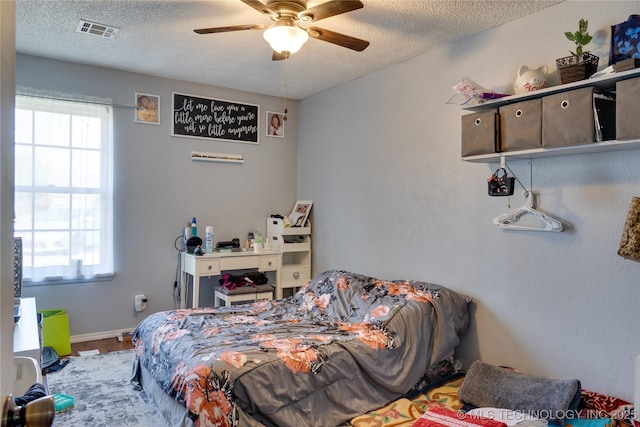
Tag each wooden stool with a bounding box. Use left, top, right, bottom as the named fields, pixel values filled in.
left=214, top=284, right=274, bottom=307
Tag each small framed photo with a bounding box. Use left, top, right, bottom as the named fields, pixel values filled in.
left=266, top=111, right=284, bottom=138
left=288, top=200, right=313, bottom=227
left=135, top=93, right=160, bottom=124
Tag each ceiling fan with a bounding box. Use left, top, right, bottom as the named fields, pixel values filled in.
left=194, top=0, right=370, bottom=59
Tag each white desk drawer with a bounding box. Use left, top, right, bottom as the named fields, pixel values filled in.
left=282, top=264, right=310, bottom=285
left=259, top=255, right=279, bottom=271
left=220, top=256, right=259, bottom=270
left=196, top=259, right=220, bottom=275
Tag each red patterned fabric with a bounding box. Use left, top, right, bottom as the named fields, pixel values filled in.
left=414, top=407, right=508, bottom=427
left=579, top=389, right=636, bottom=427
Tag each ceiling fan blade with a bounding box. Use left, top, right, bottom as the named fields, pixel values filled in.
left=194, top=24, right=265, bottom=34
left=299, top=0, right=363, bottom=22
left=307, top=26, right=370, bottom=51
left=272, top=51, right=289, bottom=61
left=241, top=0, right=279, bottom=20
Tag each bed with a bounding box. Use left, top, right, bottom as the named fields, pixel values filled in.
left=131, top=269, right=471, bottom=427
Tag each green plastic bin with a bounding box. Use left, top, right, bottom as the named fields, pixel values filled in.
left=38, top=309, right=71, bottom=356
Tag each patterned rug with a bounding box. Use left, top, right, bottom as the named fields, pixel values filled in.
left=46, top=349, right=167, bottom=427
left=350, top=376, right=465, bottom=427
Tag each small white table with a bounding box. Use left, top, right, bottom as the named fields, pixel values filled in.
left=214, top=284, right=275, bottom=307
left=180, top=251, right=281, bottom=308
left=13, top=297, right=41, bottom=362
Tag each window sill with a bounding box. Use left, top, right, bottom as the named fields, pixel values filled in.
left=23, top=273, right=115, bottom=286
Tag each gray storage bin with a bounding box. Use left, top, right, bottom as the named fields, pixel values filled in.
left=461, top=109, right=499, bottom=156
left=616, top=77, right=640, bottom=140
left=542, top=87, right=616, bottom=148
left=500, top=98, right=542, bottom=151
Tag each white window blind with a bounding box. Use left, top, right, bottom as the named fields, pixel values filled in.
left=14, top=94, right=114, bottom=283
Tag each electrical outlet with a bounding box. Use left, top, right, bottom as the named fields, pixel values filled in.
left=134, top=294, right=147, bottom=312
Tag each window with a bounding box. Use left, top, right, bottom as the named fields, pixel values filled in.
left=14, top=94, right=114, bottom=283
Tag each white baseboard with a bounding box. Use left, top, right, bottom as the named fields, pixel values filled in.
left=70, top=328, right=135, bottom=344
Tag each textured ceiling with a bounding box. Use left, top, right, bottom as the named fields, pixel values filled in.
left=15, top=0, right=562, bottom=100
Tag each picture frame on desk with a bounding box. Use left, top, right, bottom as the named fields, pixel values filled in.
left=289, top=200, right=313, bottom=227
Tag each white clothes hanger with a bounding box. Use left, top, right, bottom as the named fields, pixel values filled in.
left=493, top=191, right=564, bottom=232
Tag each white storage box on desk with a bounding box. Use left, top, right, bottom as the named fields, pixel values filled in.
left=282, top=235, right=311, bottom=252
left=267, top=217, right=310, bottom=238
left=267, top=234, right=311, bottom=252
left=267, top=217, right=312, bottom=298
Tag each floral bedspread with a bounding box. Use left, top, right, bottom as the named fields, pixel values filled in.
left=131, top=270, right=470, bottom=427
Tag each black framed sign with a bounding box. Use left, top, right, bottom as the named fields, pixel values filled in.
left=172, top=92, right=259, bottom=144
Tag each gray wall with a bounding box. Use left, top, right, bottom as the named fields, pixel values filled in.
left=18, top=54, right=299, bottom=334
left=298, top=2, right=639, bottom=401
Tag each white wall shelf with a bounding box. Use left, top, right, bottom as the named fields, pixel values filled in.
left=190, top=151, right=244, bottom=163
left=462, top=138, right=640, bottom=163
left=461, top=68, right=640, bottom=163
left=462, top=68, right=640, bottom=112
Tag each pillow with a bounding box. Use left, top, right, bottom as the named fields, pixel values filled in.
left=458, top=361, right=581, bottom=424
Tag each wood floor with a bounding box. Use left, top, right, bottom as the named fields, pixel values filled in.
left=69, top=337, right=133, bottom=356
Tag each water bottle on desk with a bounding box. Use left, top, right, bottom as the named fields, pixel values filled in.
left=254, top=228, right=263, bottom=253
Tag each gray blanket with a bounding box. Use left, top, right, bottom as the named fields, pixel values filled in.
left=458, top=361, right=581, bottom=424
left=133, top=270, right=471, bottom=427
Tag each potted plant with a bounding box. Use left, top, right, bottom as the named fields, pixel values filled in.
left=556, top=18, right=599, bottom=84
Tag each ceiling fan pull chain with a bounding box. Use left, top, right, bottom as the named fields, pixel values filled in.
left=283, top=56, right=289, bottom=121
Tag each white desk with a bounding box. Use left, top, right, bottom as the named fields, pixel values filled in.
left=13, top=297, right=41, bottom=362
left=180, top=251, right=281, bottom=308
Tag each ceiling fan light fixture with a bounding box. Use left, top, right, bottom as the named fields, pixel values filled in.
left=263, top=25, right=309, bottom=55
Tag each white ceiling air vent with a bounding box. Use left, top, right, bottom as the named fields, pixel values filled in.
left=76, top=20, right=120, bottom=39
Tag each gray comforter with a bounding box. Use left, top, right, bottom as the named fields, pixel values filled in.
left=131, top=270, right=470, bottom=426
